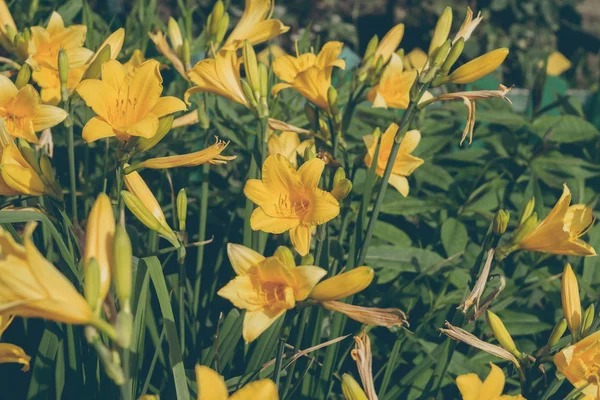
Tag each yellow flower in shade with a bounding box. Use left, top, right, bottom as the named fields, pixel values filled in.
left=0, top=223, right=94, bottom=325
left=268, top=130, right=301, bottom=167
left=221, top=0, right=289, bottom=51
left=561, top=263, right=582, bottom=338
left=244, top=154, right=340, bottom=256
left=26, top=12, right=93, bottom=70
left=373, top=24, right=404, bottom=65
left=0, top=120, right=62, bottom=199
left=0, top=314, right=30, bottom=371
left=272, top=41, right=346, bottom=111
left=517, top=184, right=596, bottom=256
left=257, top=44, right=287, bottom=66
left=310, top=267, right=374, bottom=302
left=0, top=76, right=67, bottom=142
left=124, top=49, right=146, bottom=73
left=129, top=137, right=236, bottom=171
left=367, top=53, right=416, bottom=110
left=122, top=168, right=179, bottom=247
left=554, top=330, right=600, bottom=400
left=0, top=0, right=16, bottom=52
left=196, top=365, right=279, bottom=399
left=363, top=124, right=424, bottom=197
left=76, top=59, right=186, bottom=143
left=218, top=244, right=326, bottom=342
left=546, top=51, right=571, bottom=76
left=185, top=50, right=247, bottom=107
left=456, top=363, right=526, bottom=400
left=84, top=193, right=115, bottom=307
left=341, top=374, right=368, bottom=400
left=148, top=31, right=188, bottom=80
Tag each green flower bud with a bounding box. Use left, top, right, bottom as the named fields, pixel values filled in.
left=581, top=304, right=595, bottom=337
left=331, top=179, right=352, bottom=201
left=327, top=86, right=339, bottom=115
left=116, top=310, right=133, bottom=349
left=305, top=103, right=318, bottom=130
left=487, top=310, right=522, bottom=358
left=215, top=13, right=229, bottom=47
left=519, top=197, right=535, bottom=225
left=82, top=44, right=111, bottom=80
left=439, top=38, right=464, bottom=77
left=58, top=49, right=69, bottom=86
left=274, top=246, right=296, bottom=268
left=136, top=115, right=174, bottom=153
left=113, top=224, right=133, bottom=304
left=547, top=318, right=567, bottom=348
left=5, top=24, right=16, bottom=44
left=182, top=39, right=191, bottom=69
left=39, top=153, right=61, bottom=195
left=259, top=62, right=269, bottom=100
left=84, top=258, right=101, bottom=311
left=209, top=1, right=225, bottom=37
left=241, top=78, right=259, bottom=112
left=17, top=139, right=41, bottom=175
left=493, top=210, right=510, bottom=235
left=363, top=35, right=379, bottom=62
left=177, top=188, right=188, bottom=232
left=304, top=145, right=316, bottom=161
left=15, top=64, right=31, bottom=89
left=512, top=213, right=538, bottom=245
left=301, top=254, right=315, bottom=265
left=341, top=374, right=368, bottom=400
left=432, top=39, right=451, bottom=69
left=333, top=168, right=346, bottom=185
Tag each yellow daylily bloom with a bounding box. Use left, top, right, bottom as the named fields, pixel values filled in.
left=363, top=124, right=424, bottom=197
left=122, top=168, right=179, bottom=246
left=310, top=266, right=374, bottom=302
left=218, top=244, right=326, bottom=342
left=185, top=50, right=247, bottom=107
left=124, top=49, right=146, bottom=74
left=0, top=76, right=67, bottom=142
left=373, top=24, right=404, bottom=65
left=456, top=363, right=526, bottom=400
left=244, top=154, right=340, bottom=256
left=447, top=48, right=509, bottom=84
left=272, top=41, right=346, bottom=111
left=0, top=0, right=16, bottom=52
left=561, top=263, right=582, bottom=338
left=148, top=30, right=188, bottom=80
left=0, top=224, right=94, bottom=325
left=367, top=53, right=417, bottom=110
left=221, top=0, right=289, bottom=51
left=268, top=130, right=301, bottom=167
left=554, top=329, right=600, bottom=400
left=518, top=184, right=596, bottom=256
left=341, top=374, right=368, bottom=400
left=0, top=119, right=62, bottom=199
left=131, top=137, right=236, bottom=171
left=546, top=51, right=571, bottom=76
left=0, top=314, right=30, bottom=371
left=84, top=193, right=115, bottom=306
left=196, top=365, right=279, bottom=399
left=26, top=12, right=93, bottom=70
left=76, top=59, right=186, bottom=143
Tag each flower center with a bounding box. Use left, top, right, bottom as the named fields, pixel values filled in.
left=274, top=193, right=310, bottom=219
left=259, top=282, right=295, bottom=310
left=108, top=87, right=139, bottom=127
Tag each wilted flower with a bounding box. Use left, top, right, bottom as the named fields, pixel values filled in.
left=453, top=7, right=484, bottom=44
left=367, top=53, right=417, bottom=110
left=456, top=363, right=526, bottom=400
left=517, top=184, right=596, bottom=256
left=553, top=330, right=600, bottom=400
left=272, top=41, right=346, bottom=112
left=244, top=154, right=340, bottom=256
left=195, top=364, right=279, bottom=399
left=218, top=244, right=326, bottom=342
left=268, top=130, right=301, bottom=167
left=221, top=0, right=289, bottom=51
left=0, top=314, right=30, bottom=371
left=76, top=59, right=186, bottom=143
left=350, top=332, right=378, bottom=400
left=148, top=30, right=187, bottom=80
left=363, top=124, right=424, bottom=197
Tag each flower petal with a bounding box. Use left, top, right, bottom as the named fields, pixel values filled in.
left=124, top=113, right=159, bottom=139
left=456, top=373, right=482, bottom=400
left=195, top=365, right=229, bottom=400
left=292, top=265, right=327, bottom=301
left=0, top=343, right=31, bottom=371
left=101, top=60, right=127, bottom=93
left=126, top=60, right=163, bottom=121
left=298, top=158, right=325, bottom=189
left=230, top=379, right=278, bottom=400
left=250, top=208, right=298, bottom=234
left=481, top=363, right=506, bottom=398
left=0, top=75, right=18, bottom=106
left=77, top=79, right=114, bottom=119
left=217, top=275, right=263, bottom=311
left=150, top=96, right=186, bottom=118
left=303, top=188, right=339, bottom=226
left=227, top=243, right=264, bottom=276
left=388, top=174, right=409, bottom=197
left=243, top=307, right=286, bottom=343
left=289, top=224, right=312, bottom=256
left=82, top=117, right=116, bottom=143
left=31, top=105, right=67, bottom=131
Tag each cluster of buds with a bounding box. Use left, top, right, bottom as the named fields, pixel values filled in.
left=205, top=0, right=229, bottom=51
left=166, top=17, right=190, bottom=70
left=14, top=63, right=31, bottom=89
left=16, top=139, right=63, bottom=200
left=495, top=197, right=536, bottom=260
left=12, top=27, right=30, bottom=61
left=331, top=167, right=353, bottom=201
left=357, top=24, right=404, bottom=86
left=241, top=41, right=269, bottom=118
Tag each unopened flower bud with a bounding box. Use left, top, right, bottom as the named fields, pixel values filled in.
left=259, top=62, right=269, bottom=100
left=58, top=49, right=69, bottom=87
left=15, top=64, right=31, bottom=89
left=333, top=168, right=346, bottom=185
left=581, top=304, right=595, bottom=337
left=304, top=146, right=316, bottom=161
left=17, top=139, right=41, bottom=175
left=432, top=39, right=451, bottom=69
left=562, top=263, right=581, bottom=339
left=209, top=1, right=225, bottom=37
left=83, top=44, right=111, bottom=80
left=304, top=103, right=318, bottom=130
left=493, top=210, right=510, bottom=235
left=116, top=310, right=133, bottom=349
left=512, top=213, right=538, bottom=245
left=136, top=115, right=174, bottom=153
left=121, top=191, right=179, bottom=246
left=167, top=17, right=183, bottom=56
left=84, top=258, right=101, bottom=311
left=113, top=224, right=132, bottom=304
left=439, top=38, right=464, bottom=76
left=331, top=179, right=352, bottom=201
left=428, top=7, right=452, bottom=55
left=177, top=188, right=187, bottom=231
left=327, top=86, right=338, bottom=115
left=39, top=153, right=61, bottom=194
left=486, top=310, right=522, bottom=358
left=311, top=267, right=374, bottom=301
left=547, top=318, right=567, bottom=348
left=5, top=24, right=16, bottom=44
left=519, top=197, right=535, bottom=225
left=301, top=254, right=314, bottom=265
left=447, top=48, right=509, bottom=84
left=363, top=35, right=379, bottom=63
left=182, top=39, right=191, bottom=70
left=215, top=13, right=229, bottom=46
left=243, top=41, right=260, bottom=94
left=241, top=78, right=259, bottom=111
left=341, top=374, right=368, bottom=400
left=274, top=246, right=296, bottom=268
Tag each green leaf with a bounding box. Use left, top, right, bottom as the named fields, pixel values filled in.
left=532, top=115, right=600, bottom=143
left=380, top=196, right=444, bottom=216
left=373, top=221, right=413, bottom=247
left=27, top=324, right=62, bottom=400
left=143, top=257, right=190, bottom=400
left=441, top=218, right=468, bottom=257
left=365, top=245, right=445, bottom=274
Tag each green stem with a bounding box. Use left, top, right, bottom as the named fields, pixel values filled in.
left=178, top=257, right=185, bottom=355
left=193, top=161, right=210, bottom=319
left=65, top=102, right=78, bottom=224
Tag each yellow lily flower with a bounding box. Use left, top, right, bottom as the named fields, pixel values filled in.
left=363, top=124, right=424, bottom=197
left=561, top=263, right=582, bottom=338
left=148, top=31, right=188, bottom=80
left=554, top=329, right=600, bottom=400
left=26, top=12, right=93, bottom=70
left=373, top=24, right=404, bottom=65
left=185, top=50, right=247, bottom=107
left=221, top=0, right=289, bottom=50
left=310, top=266, right=374, bottom=302
left=130, top=137, right=236, bottom=171
left=122, top=168, right=179, bottom=246
left=0, top=0, right=16, bottom=52
left=367, top=53, right=417, bottom=110
left=84, top=193, right=115, bottom=306
left=0, top=76, right=67, bottom=142
left=517, top=184, right=596, bottom=256
left=0, top=314, right=30, bottom=371
left=545, top=51, right=571, bottom=76
left=76, top=59, right=186, bottom=143
left=244, top=154, right=340, bottom=256
left=268, top=130, right=301, bottom=167
left=218, top=244, right=326, bottom=342
left=272, top=41, right=346, bottom=111
left=196, top=365, right=279, bottom=399
left=0, top=223, right=94, bottom=325
left=456, top=363, right=526, bottom=400
left=0, top=119, right=62, bottom=199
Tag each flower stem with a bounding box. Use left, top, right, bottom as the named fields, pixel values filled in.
left=65, top=101, right=78, bottom=224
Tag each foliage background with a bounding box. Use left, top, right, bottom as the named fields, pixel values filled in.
left=1, top=0, right=600, bottom=399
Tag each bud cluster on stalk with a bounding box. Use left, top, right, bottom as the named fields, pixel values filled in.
left=241, top=41, right=269, bottom=118
left=17, top=139, right=63, bottom=200
left=205, top=0, right=229, bottom=50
